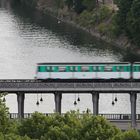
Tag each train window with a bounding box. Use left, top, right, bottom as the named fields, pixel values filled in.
left=89, top=66, right=104, bottom=72
left=134, top=66, right=137, bottom=72
left=134, top=66, right=140, bottom=72
left=71, top=66, right=76, bottom=72
left=82, top=66, right=89, bottom=72
left=133, top=66, right=139, bottom=72
left=89, top=66, right=93, bottom=72
left=46, top=66, right=52, bottom=72
left=66, top=66, right=70, bottom=72
left=114, top=66, right=119, bottom=72
left=40, top=66, right=46, bottom=72
left=77, top=66, right=81, bottom=72
left=59, top=66, right=66, bottom=72
left=112, top=66, right=116, bottom=72
left=104, top=65, right=112, bottom=72
left=52, top=66, right=59, bottom=72
left=119, top=66, right=124, bottom=71
left=124, top=66, right=126, bottom=72
left=65, top=66, right=77, bottom=72
left=98, top=66, right=102, bottom=72
left=95, top=66, right=99, bottom=72
left=124, top=66, right=130, bottom=72
left=100, top=66, right=104, bottom=72
left=38, top=66, right=41, bottom=72
left=92, top=66, right=97, bottom=72
left=115, top=66, right=123, bottom=72
left=138, top=66, right=140, bottom=72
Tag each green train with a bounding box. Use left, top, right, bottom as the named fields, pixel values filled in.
left=36, top=62, right=140, bottom=79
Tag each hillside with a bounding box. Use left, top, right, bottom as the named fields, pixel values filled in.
left=15, top=0, right=140, bottom=50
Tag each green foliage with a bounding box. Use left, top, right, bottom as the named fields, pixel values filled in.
left=0, top=133, right=33, bottom=140
left=115, top=0, right=140, bottom=46
left=73, top=0, right=86, bottom=14
left=82, top=0, right=96, bottom=11
left=77, top=10, right=96, bottom=27
left=98, top=5, right=112, bottom=22
left=115, top=0, right=133, bottom=32
left=122, top=130, right=140, bottom=140
left=0, top=93, right=11, bottom=134
left=126, top=0, right=140, bottom=45
left=18, top=111, right=121, bottom=140
left=1, top=108, right=140, bottom=140
left=97, top=13, right=121, bottom=38
left=112, top=129, right=140, bottom=140
left=18, top=112, right=52, bottom=139
left=98, top=23, right=108, bottom=35
left=79, top=115, right=120, bottom=140
left=77, top=5, right=112, bottom=29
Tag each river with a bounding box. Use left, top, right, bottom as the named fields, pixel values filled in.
left=0, top=0, right=140, bottom=114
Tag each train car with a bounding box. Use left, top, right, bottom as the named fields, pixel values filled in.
left=133, top=62, right=140, bottom=79
left=36, top=62, right=131, bottom=79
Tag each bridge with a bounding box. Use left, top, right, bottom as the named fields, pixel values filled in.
left=0, top=79, right=140, bottom=129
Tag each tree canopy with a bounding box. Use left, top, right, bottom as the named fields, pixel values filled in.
left=115, top=0, right=140, bottom=46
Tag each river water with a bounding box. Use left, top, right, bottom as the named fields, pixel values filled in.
left=1, top=0, right=140, bottom=114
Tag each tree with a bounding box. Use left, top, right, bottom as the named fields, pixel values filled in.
left=64, top=0, right=73, bottom=9
left=112, top=129, right=140, bottom=140
left=73, top=0, right=86, bottom=14
left=82, top=0, right=96, bottom=11
left=0, top=93, right=11, bottom=134
left=126, top=0, right=140, bottom=45
left=115, top=0, right=134, bottom=34
left=79, top=115, right=120, bottom=140
left=18, top=112, right=52, bottom=139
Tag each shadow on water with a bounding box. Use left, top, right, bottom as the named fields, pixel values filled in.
left=3, top=0, right=140, bottom=62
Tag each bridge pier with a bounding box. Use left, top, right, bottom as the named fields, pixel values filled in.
left=54, top=92, right=62, bottom=114
left=17, top=92, right=25, bottom=118
left=130, top=92, right=137, bottom=129
left=92, top=92, right=99, bottom=115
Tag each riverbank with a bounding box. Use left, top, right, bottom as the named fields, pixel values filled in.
left=15, top=0, right=138, bottom=51
left=36, top=0, right=138, bottom=49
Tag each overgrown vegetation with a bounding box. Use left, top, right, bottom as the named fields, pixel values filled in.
left=14, top=0, right=140, bottom=47
left=115, top=0, right=140, bottom=46
left=1, top=93, right=140, bottom=140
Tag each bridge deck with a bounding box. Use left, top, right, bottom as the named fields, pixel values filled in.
left=0, top=79, right=140, bottom=93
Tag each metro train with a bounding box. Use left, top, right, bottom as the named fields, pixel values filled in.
left=36, top=62, right=140, bottom=80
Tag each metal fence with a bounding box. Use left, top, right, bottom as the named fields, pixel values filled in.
left=9, top=113, right=140, bottom=120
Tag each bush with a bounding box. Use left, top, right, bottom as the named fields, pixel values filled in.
left=98, top=23, right=108, bottom=35
left=76, top=10, right=94, bottom=27
left=18, top=111, right=120, bottom=140
left=18, top=112, right=52, bottom=139
left=112, top=129, right=140, bottom=140
left=0, top=133, right=33, bottom=140
left=98, top=5, right=112, bottom=22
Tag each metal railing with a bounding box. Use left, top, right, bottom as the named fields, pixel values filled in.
left=9, top=113, right=140, bottom=120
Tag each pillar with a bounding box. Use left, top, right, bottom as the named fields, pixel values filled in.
left=54, top=92, right=62, bottom=114
left=92, top=92, right=99, bottom=115
left=17, top=92, right=25, bottom=118
left=130, top=92, right=137, bottom=129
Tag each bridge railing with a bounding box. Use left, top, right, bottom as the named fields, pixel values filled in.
left=9, top=113, right=140, bottom=120
left=100, top=114, right=140, bottom=120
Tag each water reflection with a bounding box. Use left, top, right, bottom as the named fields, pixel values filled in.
left=9, top=2, right=123, bottom=61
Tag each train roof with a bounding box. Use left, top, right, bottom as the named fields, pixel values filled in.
left=133, top=62, right=140, bottom=64
left=37, top=62, right=131, bottom=65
